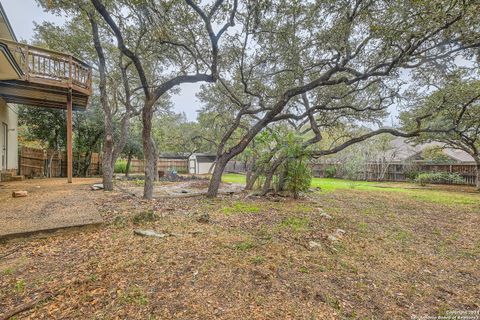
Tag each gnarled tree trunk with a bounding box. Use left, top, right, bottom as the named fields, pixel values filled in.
left=142, top=105, right=155, bottom=199
left=125, top=151, right=133, bottom=178
left=207, top=156, right=229, bottom=197
left=102, top=133, right=114, bottom=190
left=261, top=157, right=285, bottom=195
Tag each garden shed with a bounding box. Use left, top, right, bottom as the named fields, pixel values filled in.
left=188, top=153, right=216, bottom=174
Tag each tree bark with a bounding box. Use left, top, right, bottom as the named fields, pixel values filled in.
left=276, top=165, right=287, bottom=192
left=261, top=157, right=285, bottom=195
left=82, top=150, right=93, bottom=177
left=125, top=151, right=132, bottom=177
left=47, top=151, right=54, bottom=178
left=207, top=156, right=229, bottom=197
left=142, top=105, right=155, bottom=199
left=102, top=134, right=114, bottom=191
left=245, top=156, right=257, bottom=190
left=246, top=172, right=260, bottom=190
left=261, top=171, right=275, bottom=195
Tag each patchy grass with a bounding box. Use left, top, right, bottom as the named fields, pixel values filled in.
left=13, top=279, right=26, bottom=294
left=280, top=216, right=310, bottom=232
left=223, top=174, right=480, bottom=205
left=119, top=285, right=149, bottom=306
left=222, top=173, right=248, bottom=184
left=233, top=240, right=256, bottom=251
left=222, top=201, right=261, bottom=215
left=132, top=210, right=158, bottom=224
left=250, top=255, right=266, bottom=265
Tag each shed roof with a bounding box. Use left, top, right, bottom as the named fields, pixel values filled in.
left=158, top=153, right=189, bottom=159
left=190, top=153, right=217, bottom=163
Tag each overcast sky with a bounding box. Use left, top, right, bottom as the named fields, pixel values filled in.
left=1, top=0, right=202, bottom=121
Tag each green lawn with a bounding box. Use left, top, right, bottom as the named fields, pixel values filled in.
left=222, top=173, right=480, bottom=205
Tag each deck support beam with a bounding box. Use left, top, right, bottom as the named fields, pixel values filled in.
left=67, top=89, right=73, bottom=183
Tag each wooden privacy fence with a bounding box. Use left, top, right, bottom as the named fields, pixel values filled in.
left=19, top=146, right=101, bottom=178
left=128, top=158, right=188, bottom=175
left=312, top=162, right=478, bottom=185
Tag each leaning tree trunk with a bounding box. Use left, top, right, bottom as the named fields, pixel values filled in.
left=102, top=133, right=114, bottom=191
left=261, top=157, right=284, bottom=196
left=142, top=106, right=155, bottom=199
left=125, top=152, right=133, bottom=178
left=261, top=170, right=275, bottom=196
left=207, top=156, right=229, bottom=197
left=82, top=151, right=93, bottom=177
left=246, top=171, right=260, bottom=190
left=245, top=156, right=257, bottom=190
left=276, top=165, right=288, bottom=192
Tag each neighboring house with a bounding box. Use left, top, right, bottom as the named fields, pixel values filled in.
left=379, top=137, right=474, bottom=163
left=188, top=153, right=216, bottom=174
left=0, top=3, right=92, bottom=182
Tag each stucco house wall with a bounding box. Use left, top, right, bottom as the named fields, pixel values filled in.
left=0, top=97, right=18, bottom=171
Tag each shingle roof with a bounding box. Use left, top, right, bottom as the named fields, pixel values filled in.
left=382, top=137, right=474, bottom=163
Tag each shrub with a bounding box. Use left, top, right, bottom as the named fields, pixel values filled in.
left=414, top=172, right=464, bottom=186
left=114, top=160, right=127, bottom=173
left=284, top=158, right=312, bottom=198
left=323, top=165, right=337, bottom=178
left=405, top=169, right=421, bottom=181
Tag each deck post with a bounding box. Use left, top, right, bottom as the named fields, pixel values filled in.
left=67, top=89, right=73, bottom=183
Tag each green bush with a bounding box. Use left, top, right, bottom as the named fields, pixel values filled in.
left=323, top=165, right=337, bottom=178
left=414, top=172, right=464, bottom=186
left=405, top=169, right=420, bottom=181
left=114, top=160, right=127, bottom=173
left=284, top=159, right=312, bottom=198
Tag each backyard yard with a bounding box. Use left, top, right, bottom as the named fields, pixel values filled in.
left=1, top=176, right=479, bottom=319
left=1, top=0, right=480, bottom=319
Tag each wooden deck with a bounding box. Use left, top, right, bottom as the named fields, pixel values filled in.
left=0, top=38, right=92, bottom=183
left=0, top=38, right=92, bottom=109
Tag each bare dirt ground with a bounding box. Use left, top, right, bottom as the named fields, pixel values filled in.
left=115, top=178, right=243, bottom=198
left=0, top=178, right=104, bottom=238
left=0, top=180, right=479, bottom=319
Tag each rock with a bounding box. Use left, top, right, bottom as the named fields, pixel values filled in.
left=309, top=241, right=322, bottom=248
left=328, top=229, right=346, bottom=242
left=327, top=234, right=339, bottom=242
left=133, top=229, right=168, bottom=238
left=91, top=183, right=104, bottom=190
left=319, top=212, right=332, bottom=219
left=196, top=213, right=210, bottom=223
left=12, top=190, right=28, bottom=198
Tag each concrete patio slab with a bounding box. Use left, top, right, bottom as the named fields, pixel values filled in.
left=0, top=178, right=104, bottom=240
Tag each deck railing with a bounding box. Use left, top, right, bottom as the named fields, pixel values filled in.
left=0, top=38, right=92, bottom=95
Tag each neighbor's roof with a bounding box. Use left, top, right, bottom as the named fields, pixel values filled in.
left=381, top=137, right=474, bottom=163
